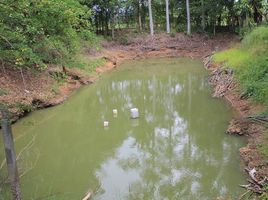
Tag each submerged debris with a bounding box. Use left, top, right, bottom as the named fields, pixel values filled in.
left=209, top=68, right=234, bottom=98
left=239, top=167, right=268, bottom=197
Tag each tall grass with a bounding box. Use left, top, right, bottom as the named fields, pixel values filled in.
left=213, top=26, right=268, bottom=106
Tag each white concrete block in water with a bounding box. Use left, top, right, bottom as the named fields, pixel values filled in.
left=113, top=110, right=118, bottom=118
left=113, top=109, right=118, bottom=115
left=130, top=108, right=139, bottom=119
left=104, top=121, right=109, bottom=127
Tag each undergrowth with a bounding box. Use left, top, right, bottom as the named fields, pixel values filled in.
left=213, top=26, right=268, bottom=106
left=214, top=26, right=268, bottom=199
left=67, top=54, right=106, bottom=76
left=258, top=130, right=268, bottom=161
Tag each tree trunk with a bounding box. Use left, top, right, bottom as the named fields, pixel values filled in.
left=141, top=0, right=146, bottom=30
left=165, top=0, right=170, bottom=33
left=148, top=0, right=154, bottom=36
left=186, top=0, right=191, bottom=35
left=138, top=0, right=142, bottom=32
left=201, top=0, right=205, bottom=31
left=111, top=14, right=115, bottom=40
left=170, top=0, right=174, bottom=28
left=20, top=68, right=27, bottom=91
left=105, top=11, right=109, bottom=36
left=0, top=109, right=22, bottom=200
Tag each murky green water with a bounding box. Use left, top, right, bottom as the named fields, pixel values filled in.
left=1, top=58, right=246, bottom=199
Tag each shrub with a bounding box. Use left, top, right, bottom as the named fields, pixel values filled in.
left=0, top=0, right=95, bottom=70
left=213, top=26, right=268, bottom=106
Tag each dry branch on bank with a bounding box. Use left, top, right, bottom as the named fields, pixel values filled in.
left=239, top=168, right=268, bottom=196
left=208, top=68, right=234, bottom=98
left=247, top=116, right=268, bottom=125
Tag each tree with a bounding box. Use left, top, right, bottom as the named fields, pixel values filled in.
left=201, top=0, right=205, bottom=31
left=0, top=0, right=93, bottom=70
left=186, top=0, right=191, bottom=35
left=148, top=0, right=154, bottom=35
left=1, top=109, right=21, bottom=200
left=138, top=0, right=143, bottom=31
left=165, top=0, right=170, bottom=33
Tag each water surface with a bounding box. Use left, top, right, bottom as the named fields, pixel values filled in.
left=0, top=58, right=246, bottom=199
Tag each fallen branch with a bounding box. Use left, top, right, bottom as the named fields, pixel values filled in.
left=19, top=151, right=40, bottom=178
left=238, top=189, right=252, bottom=200
left=0, top=134, right=36, bottom=171
left=240, top=168, right=268, bottom=195
left=247, top=116, right=268, bottom=125
left=82, top=184, right=101, bottom=200
left=82, top=192, right=92, bottom=200
left=16, top=134, right=36, bottom=161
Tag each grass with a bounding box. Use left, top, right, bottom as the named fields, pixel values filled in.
left=213, top=26, right=268, bottom=106
left=213, top=47, right=250, bottom=68
left=214, top=27, right=268, bottom=199
left=67, top=53, right=106, bottom=76
left=258, top=130, right=268, bottom=160
left=0, top=88, right=8, bottom=96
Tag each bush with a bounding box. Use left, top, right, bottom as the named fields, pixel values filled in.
left=242, top=26, right=268, bottom=56
left=0, top=0, right=95, bottom=70
left=213, top=26, right=268, bottom=106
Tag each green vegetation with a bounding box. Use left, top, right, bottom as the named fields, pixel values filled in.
left=0, top=88, right=8, bottom=96
left=213, top=26, right=268, bottom=106
left=1, top=0, right=267, bottom=72
left=67, top=54, right=106, bottom=74
left=258, top=130, right=268, bottom=160
left=0, top=0, right=96, bottom=70
left=215, top=28, right=268, bottom=198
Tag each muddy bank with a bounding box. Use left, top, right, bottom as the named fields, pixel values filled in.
left=0, top=33, right=237, bottom=122
left=1, top=32, right=267, bottom=195
left=204, top=57, right=268, bottom=194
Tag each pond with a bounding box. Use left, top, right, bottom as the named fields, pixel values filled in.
left=0, top=58, right=246, bottom=199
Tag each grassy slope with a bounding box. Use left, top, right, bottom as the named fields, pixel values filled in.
left=213, top=26, right=268, bottom=106
left=213, top=26, right=268, bottom=173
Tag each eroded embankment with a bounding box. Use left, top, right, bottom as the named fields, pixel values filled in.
left=204, top=56, right=268, bottom=195
left=0, top=33, right=236, bottom=122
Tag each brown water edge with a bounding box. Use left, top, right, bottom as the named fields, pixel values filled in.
left=2, top=57, right=247, bottom=199
left=204, top=56, right=268, bottom=196
left=0, top=33, right=237, bottom=123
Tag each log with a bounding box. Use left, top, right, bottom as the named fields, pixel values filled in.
left=82, top=192, right=92, bottom=200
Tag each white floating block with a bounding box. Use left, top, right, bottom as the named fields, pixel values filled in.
left=113, top=109, right=118, bottom=115
left=130, top=108, right=139, bottom=119
left=104, top=121, right=109, bottom=127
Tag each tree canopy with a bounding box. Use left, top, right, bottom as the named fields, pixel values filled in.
left=0, top=0, right=267, bottom=70
left=0, top=0, right=92, bottom=69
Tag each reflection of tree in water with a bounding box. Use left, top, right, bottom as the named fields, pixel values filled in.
left=94, top=71, right=243, bottom=199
